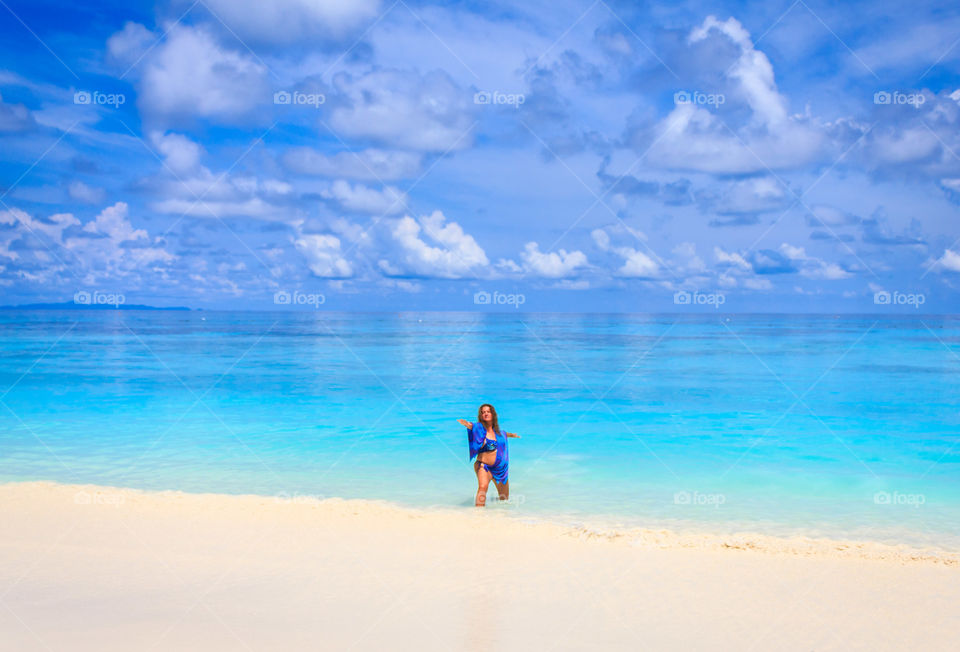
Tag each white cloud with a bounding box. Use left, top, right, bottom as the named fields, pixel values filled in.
left=715, top=177, right=788, bottom=214
left=147, top=132, right=294, bottom=222
left=68, top=181, right=106, bottom=204
left=79, top=202, right=146, bottom=243
left=779, top=243, right=806, bottom=261
left=0, top=208, right=79, bottom=261
left=321, top=180, right=406, bottom=215
left=330, top=69, right=475, bottom=152
left=520, top=242, right=587, bottom=278
left=106, top=21, right=155, bottom=67
left=808, top=204, right=857, bottom=227
left=644, top=16, right=825, bottom=174
left=137, top=25, right=269, bottom=124
left=743, top=277, right=773, bottom=290
left=941, top=178, right=960, bottom=193
left=198, top=0, right=380, bottom=44
left=150, top=131, right=204, bottom=174
left=0, top=92, right=35, bottom=132
left=714, top=246, right=751, bottom=271
left=671, top=241, right=706, bottom=274
left=294, top=233, right=353, bottom=277
left=591, top=226, right=658, bottom=278
left=0, top=203, right=174, bottom=285
left=936, top=249, right=960, bottom=272
left=689, top=16, right=787, bottom=127
left=283, top=148, right=423, bottom=180
left=869, top=127, right=940, bottom=164
left=777, top=242, right=851, bottom=280
left=380, top=211, right=489, bottom=278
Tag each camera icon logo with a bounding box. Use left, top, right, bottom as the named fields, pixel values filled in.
left=473, top=91, right=491, bottom=105
left=474, top=291, right=491, bottom=305
left=274, top=290, right=291, bottom=305
left=874, top=491, right=891, bottom=505
left=274, top=91, right=291, bottom=105
left=673, top=291, right=691, bottom=305
left=74, top=91, right=91, bottom=105
left=74, top=290, right=91, bottom=304
left=873, top=91, right=891, bottom=105
left=673, top=491, right=691, bottom=505
left=873, top=291, right=891, bottom=305
left=673, top=91, right=691, bottom=105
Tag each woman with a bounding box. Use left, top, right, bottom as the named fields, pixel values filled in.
left=457, top=404, right=520, bottom=507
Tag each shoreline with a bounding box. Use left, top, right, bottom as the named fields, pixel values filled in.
left=5, top=480, right=958, bottom=566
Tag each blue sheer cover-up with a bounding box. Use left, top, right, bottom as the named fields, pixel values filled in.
left=467, top=422, right=509, bottom=483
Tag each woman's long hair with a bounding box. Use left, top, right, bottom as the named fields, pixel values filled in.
left=478, top=403, right=500, bottom=434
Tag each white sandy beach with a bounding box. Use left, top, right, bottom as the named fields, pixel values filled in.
left=1, top=481, right=958, bottom=651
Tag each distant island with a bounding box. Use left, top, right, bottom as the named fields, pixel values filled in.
left=0, top=302, right=192, bottom=311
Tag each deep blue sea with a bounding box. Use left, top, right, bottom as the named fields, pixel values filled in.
left=2, top=310, right=958, bottom=549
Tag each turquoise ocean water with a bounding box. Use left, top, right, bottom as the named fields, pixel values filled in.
left=1, top=310, right=958, bottom=549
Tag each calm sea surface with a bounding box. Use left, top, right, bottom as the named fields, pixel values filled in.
left=2, top=310, right=958, bottom=548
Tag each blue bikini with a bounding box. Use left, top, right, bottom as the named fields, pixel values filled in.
left=467, top=422, right=509, bottom=483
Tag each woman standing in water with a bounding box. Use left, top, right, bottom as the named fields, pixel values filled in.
left=457, top=404, right=520, bottom=507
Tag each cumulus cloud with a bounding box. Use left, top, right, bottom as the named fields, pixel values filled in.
left=778, top=242, right=851, bottom=280
left=150, top=131, right=204, bottom=175
left=294, top=233, right=353, bottom=277
left=330, top=68, right=475, bottom=152
left=639, top=16, right=826, bottom=174
left=935, top=249, right=960, bottom=273
left=134, top=25, right=269, bottom=125
left=0, top=208, right=79, bottom=261
left=147, top=132, right=294, bottom=222
left=106, top=21, right=155, bottom=68
left=591, top=226, right=658, bottom=278
left=379, top=211, right=488, bottom=278
left=0, top=203, right=174, bottom=286
left=519, top=242, right=588, bottom=278
left=862, top=90, right=960, bottom=179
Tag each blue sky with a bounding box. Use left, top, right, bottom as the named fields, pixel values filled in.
left=0, top=0, right=958, bottom=311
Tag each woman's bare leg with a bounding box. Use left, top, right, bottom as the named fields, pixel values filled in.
left=474, top=461, right=492, bottom=507
left=493, top=480, right=509, bottom=502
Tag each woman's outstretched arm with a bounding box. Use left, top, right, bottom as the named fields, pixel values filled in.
left=457, top=419, right=473, bottom=429
left=505, top=432, right=520, bottom=438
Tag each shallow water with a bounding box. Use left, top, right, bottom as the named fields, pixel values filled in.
left=1, top=310, right=958, bottom=549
